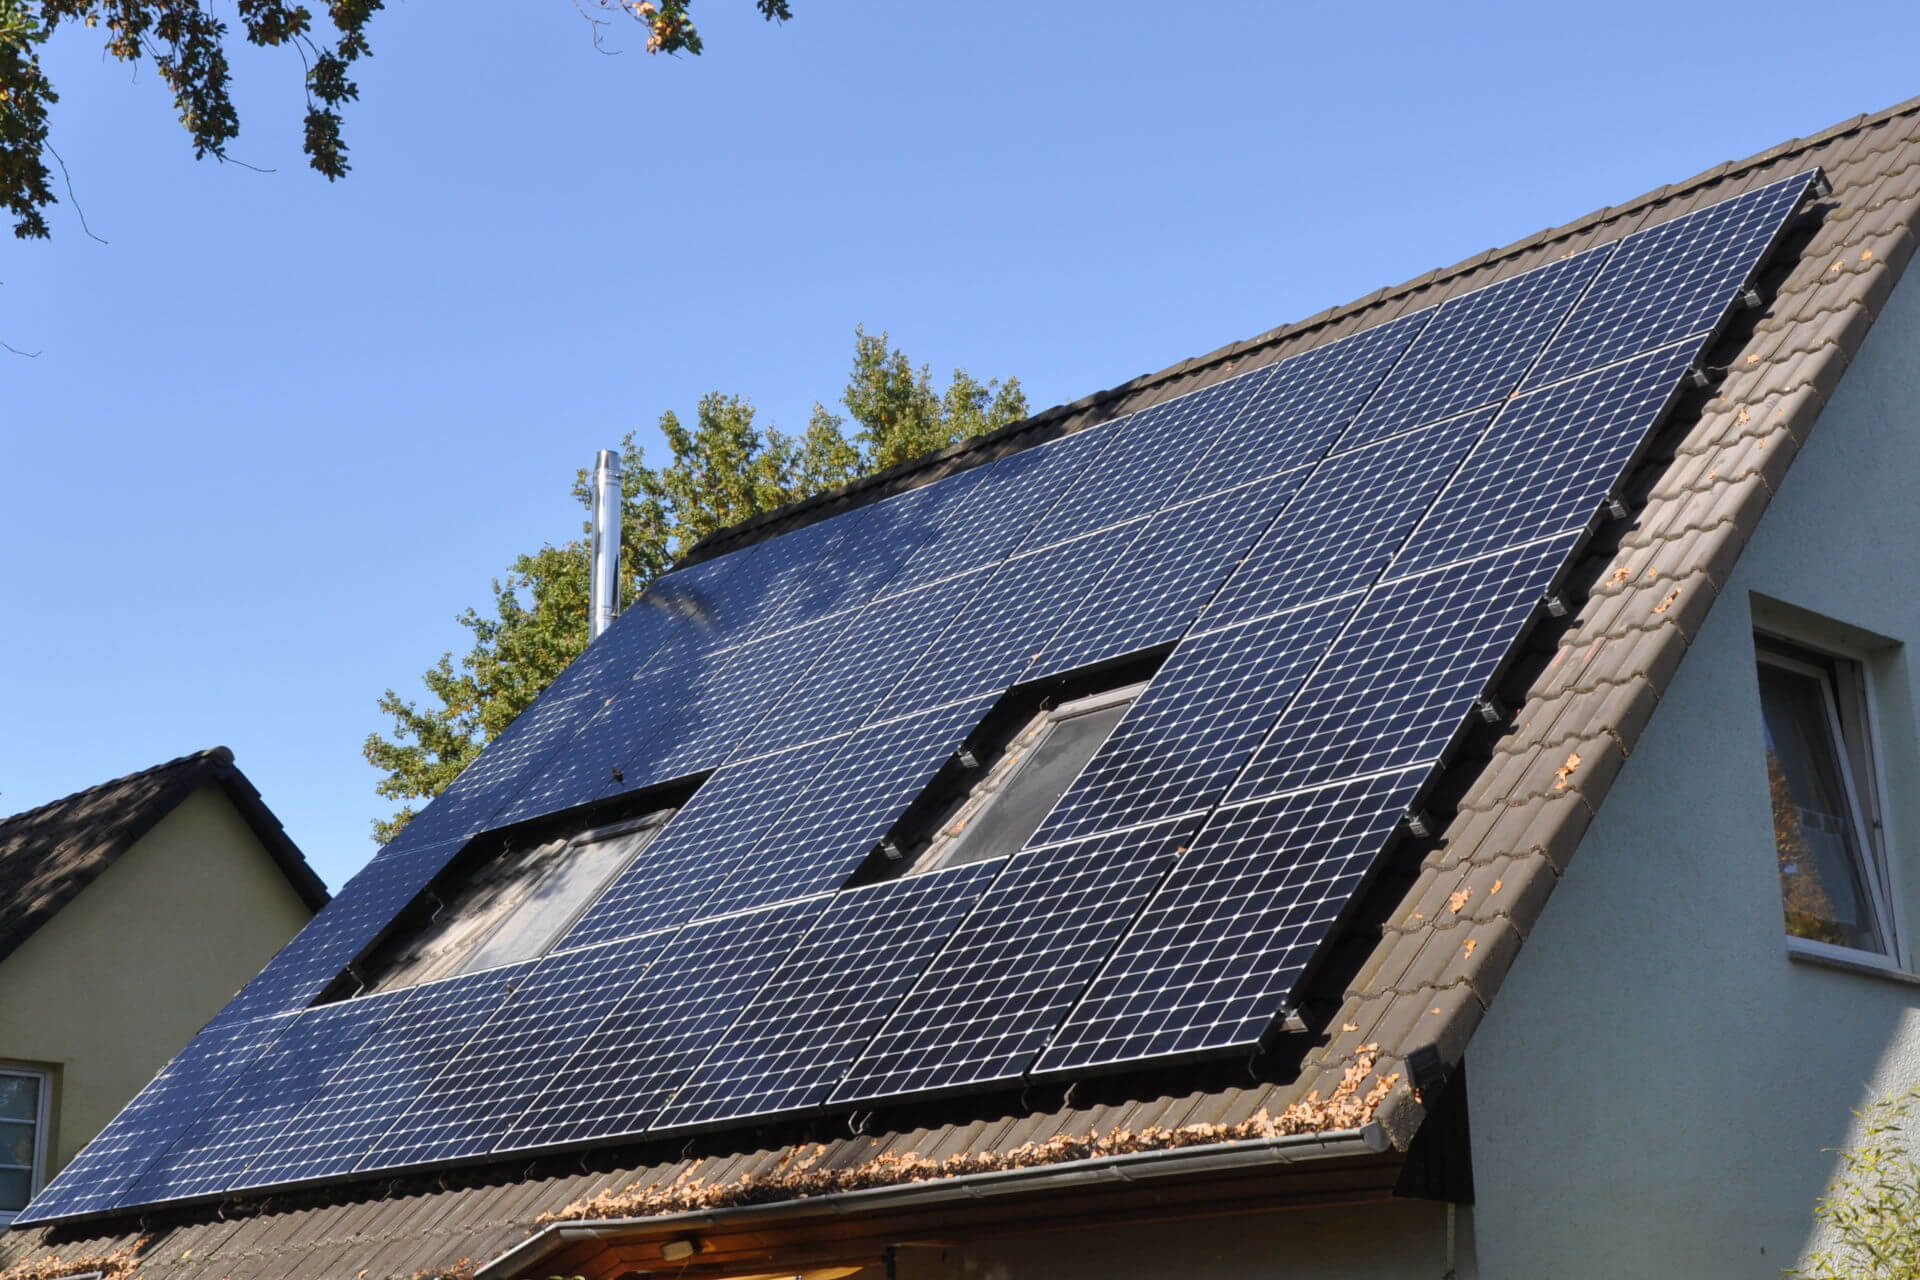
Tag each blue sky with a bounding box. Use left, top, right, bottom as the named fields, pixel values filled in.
left=6, top=0, right=1918, bottom=892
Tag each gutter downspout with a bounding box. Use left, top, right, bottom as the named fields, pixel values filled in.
left=476, top=1124, right=1390, bottom=1280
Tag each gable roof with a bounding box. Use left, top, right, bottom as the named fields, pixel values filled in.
left=7, top=94, right=1920, bottom=1280
left=0, top=748, right=330, bottom=966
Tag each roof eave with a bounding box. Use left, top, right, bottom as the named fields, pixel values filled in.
left=477, top=1123, right=1391, bottom=1280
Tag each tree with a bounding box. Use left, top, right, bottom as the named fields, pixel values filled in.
left=364, top=330, right=1025, bottom=843
left=0, top=0, right=791, bottom=239
left=1792, top=1087, right=1920, bottom=1279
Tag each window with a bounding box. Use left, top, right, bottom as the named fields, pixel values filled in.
left=353, top=809, right=678, bottom=994
left=1756, top=636, right=1898, bottom=963
left=0, top=1064, right=52, bottom=1224
left=850, top=679, right=1147, bottom=886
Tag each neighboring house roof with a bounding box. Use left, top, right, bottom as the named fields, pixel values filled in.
left=7, top=94, right=1920, bottom=1280
left=0, top=748, right=330, bottom=966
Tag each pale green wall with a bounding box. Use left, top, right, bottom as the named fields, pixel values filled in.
left=0, top=785, right=315, bottom=1176
left=1469, top=266, right=1920, bottom=1276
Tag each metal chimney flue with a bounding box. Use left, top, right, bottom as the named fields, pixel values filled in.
left=589, top=449, right=622, bottom=641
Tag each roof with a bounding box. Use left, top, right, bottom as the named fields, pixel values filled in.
left=8, top=93, right=1920, bottom=1280
left=0, top=748, right=329, bottom=966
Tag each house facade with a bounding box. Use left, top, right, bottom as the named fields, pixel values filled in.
left=7, top=99, right=1920, bottom=1280
left=0, top=750, right=326, bottom=1225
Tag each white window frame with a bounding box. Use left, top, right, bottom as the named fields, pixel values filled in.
left=1757, top=634, right=1905, bottom=973
left=0, top=1062, right=53, bottom=1225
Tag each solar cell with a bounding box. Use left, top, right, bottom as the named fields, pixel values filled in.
left=1026, top=600, right=1360, bottom=846
left=123, top=993, right=407, bottom=1205
left=657, top=860, right=1001, bottom=1128
left=1176, top=307, right=1433, bottom=499
left=875, top=522, right=1139, bottom=718
left=734, top=569, right=990, bottom=755
left=235, top=964, right=530, bottom=1190
left=1391, top=341, right=1699, bottom=578
left=1037, top=769, right=1426, bottom=1073
left=1027, top=471, right=1310, bottom=678
left=829, top=817, right=1199, bottom=1103
left=750, top=469, right=987, bottom=634
left=503, top=897, right=822, bottom=1150
left=1527, top=170, right=1819, bottom=387
left=1227, top=534, right=1579, bottom=802
left=11, top=1012, right=294, bottom=1224
left=210, top=837, right=474, bottom=1024
left=700, top=695, right=997, bottom=917
left=1340, top=246, right=1613, bottom=450
left=558, top=738, right=851, bottom=948
left=882, top=423, right=1118, bottom=593
left=1017, top=366, right=1279, bottom=549
left=361, top=933, right=675, bottom=1169
left=1195, top=407, right=1495, bottom=635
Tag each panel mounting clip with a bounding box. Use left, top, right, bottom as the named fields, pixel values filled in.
left=1542, top=593, right=1570, bottom=619
left=1404, top=808, right=1438, bottom=839
left=878, top=837, right=906, bottom=862
left=1687, top=365, right=1712, bottom=389
left=1473, top=695, right=1507, bottom=725
left=1739, top=285, right=1764, bottom=310
left=1605, top=496, right=1631, bottom=521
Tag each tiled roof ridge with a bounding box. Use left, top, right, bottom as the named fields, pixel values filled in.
left=681, top=93, right=1920, bottom=566
left=1289, top=105, right=1920, bottom=1149
left=0, top=747, right=233, bottom=836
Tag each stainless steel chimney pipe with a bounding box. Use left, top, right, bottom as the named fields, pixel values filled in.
left=589, top=449, right=622, bottom=640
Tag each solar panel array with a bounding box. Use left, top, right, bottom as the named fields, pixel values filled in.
left=19, top=170, right=1820, bottom=1225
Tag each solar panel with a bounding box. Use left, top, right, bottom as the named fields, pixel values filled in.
left=121, top=993, right=408, bottom=1206
left=875, top=521, right=1140, bottom=718
left=829, top=817, right=1199, bottom=1103
left=750, top=469, right=988, bottom=634
left=1195, top=406, right=1495, bottom=635
left=1027, top=471, right=1310, bottom=679
left=503, top=897, right=822, bottom=1150
left=646, top=521, right=840, bottom=650
left=361, top=933, right=676, bottom=1169
left=657, top=860, right=1001, bottom=1129
left=1025, top=600, right=1361, bottom=846
left=11, top=1012, right=294, bottom=1224
left=557, top=737, right=851, bottom=948
left=1175, top=307, right=1433, bottom=499
left=1227, top=534, right=1579, bottom=803
left=700, top=695, right=997, bottom=918
left=1340, top=245, right=1614, bottom=450
left=234, top=964, right=530, bottom=1190
left=1016, top=365, right=1280, bottom=548
left=1036, top=768, right=1426, bottom=1074
left=734, top=569, right=990, bottom=755
left=1527, top=170, right=1819, bottom=387
left=1390, top=341, right=1700, bottom=578
left=210, top=836, right=474, bottom=1024
left=882, top=423, right=1118, bottom=593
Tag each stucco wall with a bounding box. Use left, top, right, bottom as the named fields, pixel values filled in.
left=1468, top=267, right=1920, bottom=1274
left=0, top=785, right=315, bottom=1176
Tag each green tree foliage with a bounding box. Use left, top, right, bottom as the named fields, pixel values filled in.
left=364, top=331, right=1026, bottom=843
left=0, top=0, right=789, bottom=239
left=1792, top=1087, right=1920, bottom=1279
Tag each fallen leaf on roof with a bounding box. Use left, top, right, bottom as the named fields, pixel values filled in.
left=1491, top=877, right=1504, bottom=895
left=1862, top=248, right=1875, bottom=261
left=1830, top=259, right=1845, bottom=272
left=1654, top=586, right=1683, bottom=615
left=1554, top=752, right=1582, bottom=790
left=1463, top=938, right=1478, bottom=957
left=1609, top=567, right=1631, bottom=587
left=1737, top=407, right=1751, bottom=425
left=1747, top=352, right=1763, bottom=363
left=0, top=1237, right=151, bottom=1280
left=537, top=1049, right=1402, bottom=1224
left=1448, top=888, right=1471, bottom=913
left=1342, top=1022, right=1359, bottom=1032
left=1431, top=1006, right=1444, bottom=1015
